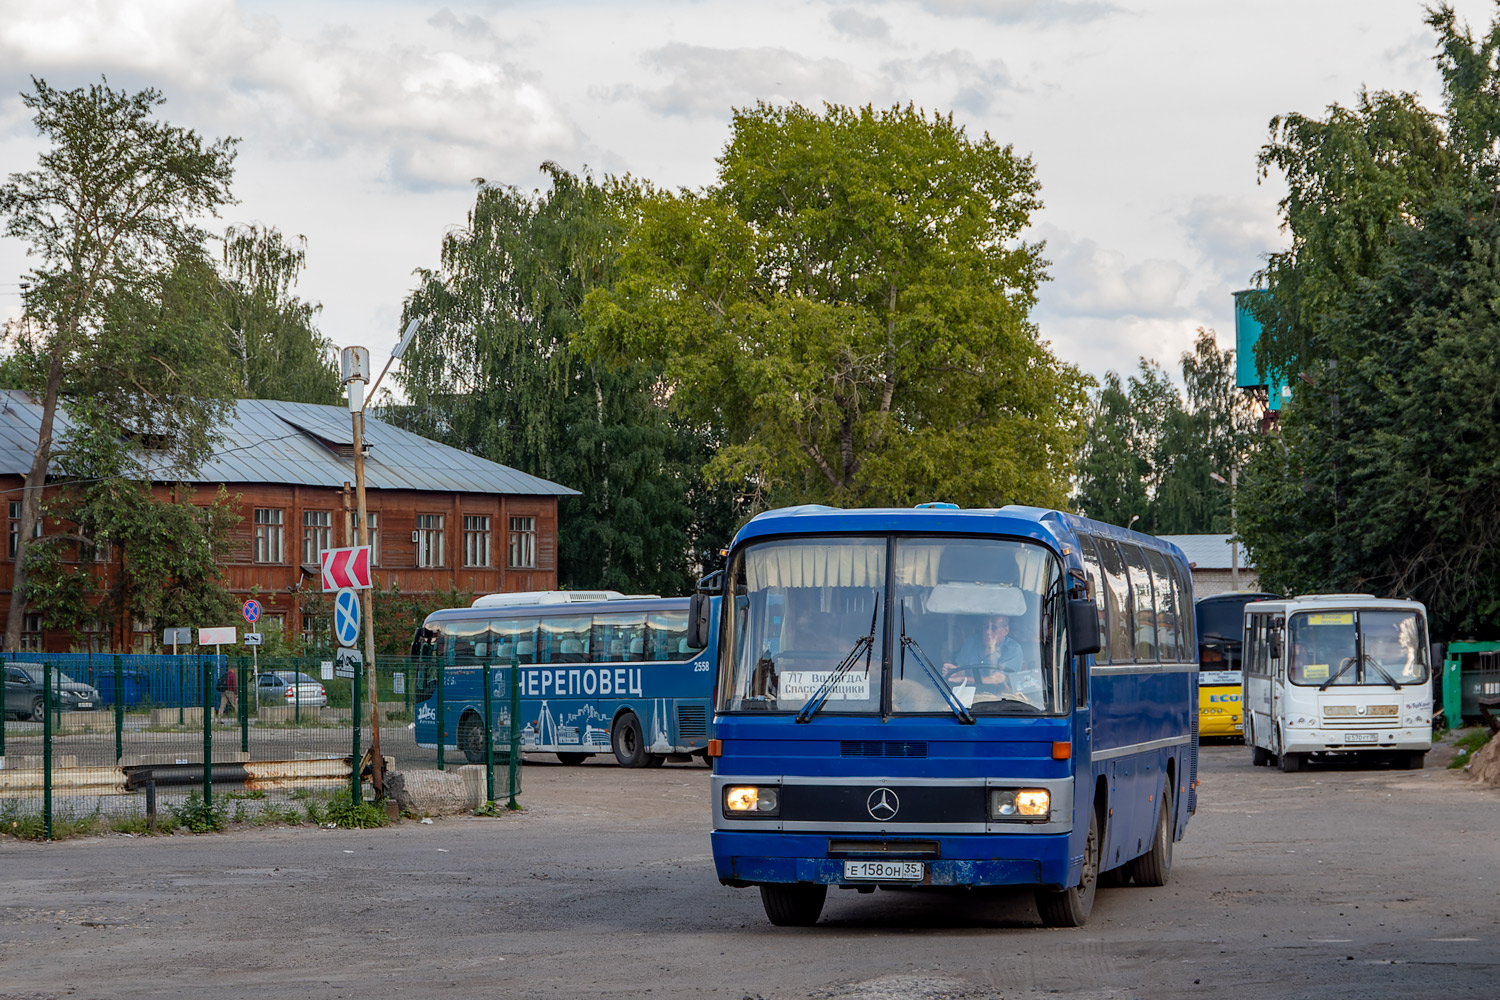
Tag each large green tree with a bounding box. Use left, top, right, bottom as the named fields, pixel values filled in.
left=0, top=77, right=240, bottom=650
left=392, top=164, right=735, bottom=595
left=1074, top=330, right=1257, bottom=534
left=580, top=102, right=1090, bottom=511
left=216, top=224, right=342, bottom=404
left=1239, top=5, right=1500, bottom=636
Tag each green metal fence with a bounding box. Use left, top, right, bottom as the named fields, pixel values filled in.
left=0, top=654, right=519, bottom=839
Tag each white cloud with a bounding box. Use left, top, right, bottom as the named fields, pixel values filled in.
left=829, top=7, right=892, bottom=40
left=1042, top=232, right=1190, bottom=319
left=0, top=0, right=586, bottom=190
left=625, top=43, right=879, bottom=119
left=1180, top=194, right=1282, bottom=287
left=917, top=0, right=1124, bottom=26
left=881, top=50, right=1017, bottom=114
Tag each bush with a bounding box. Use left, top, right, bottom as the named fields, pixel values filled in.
left=324, top=788, right=388, bottom=829
left=172, top=792, right=227, bottom=833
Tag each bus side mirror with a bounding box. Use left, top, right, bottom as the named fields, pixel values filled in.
left=1067, top=599, right=1102, bottom=656
left=688, top=592, right=712, bottom=650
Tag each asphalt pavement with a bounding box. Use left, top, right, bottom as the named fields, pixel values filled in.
left=1, top=736, right=1498, bottom=999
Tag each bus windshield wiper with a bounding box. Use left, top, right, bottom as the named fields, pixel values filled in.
left=899, top=603, right=974, bottom=724
left=1362, top=655, right=1403, bottom=690
left=796, top=600, right=879, bottom=723
left=1319, top=656, right=1359, bottom=691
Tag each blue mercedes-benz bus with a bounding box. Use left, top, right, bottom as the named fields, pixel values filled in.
left=692, top=504, right=1197, bottom=926
left=411, top=592, right=717, bottom=767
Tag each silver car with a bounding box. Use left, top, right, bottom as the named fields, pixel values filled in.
left=255, top=671, right=328, bottom=708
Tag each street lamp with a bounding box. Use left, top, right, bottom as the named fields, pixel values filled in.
left=1126, top=514, right=1140, bottom=530
left=1210, top=469, right=1239, bottom=589
left=340, top=319, right=421, bottom=799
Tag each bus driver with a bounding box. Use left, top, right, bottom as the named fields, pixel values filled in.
left=943, top=615, right=1039, bottom=702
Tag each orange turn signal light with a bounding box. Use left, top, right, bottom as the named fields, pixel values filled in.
left=707, top=739, right=723, bottom=758
left=1051, top=741, right=1071, bottom=760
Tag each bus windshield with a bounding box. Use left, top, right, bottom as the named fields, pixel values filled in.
left=1288, top=609, right=1429, bottom=686
left=720, top=535, right=1066, bottom=716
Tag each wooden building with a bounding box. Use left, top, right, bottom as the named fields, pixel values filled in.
left=0, top=395, right=578, bottom=652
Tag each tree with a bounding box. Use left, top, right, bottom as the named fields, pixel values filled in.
left=1239, top=5, right=1500, bottom=636
left=216, top=224, right=342, bottom=404
left=1074, top=330, right=1257, bottom=534
left=0, top=77, right=239, bottom=650
left=579, top=102, right=1090, bottom=511
left=391, top=164, right=735, bottom=595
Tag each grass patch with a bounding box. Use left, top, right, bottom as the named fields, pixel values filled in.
left=171, top=791, right=227, bottom=833
left=0, top=803, right=104, bottom=841
left=1448, top=729, right=1494, bottom=769
left=324, top=788, right=388, bottom=829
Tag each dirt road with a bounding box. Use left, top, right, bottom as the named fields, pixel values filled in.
left=2, top=739, right=1498, bottom=999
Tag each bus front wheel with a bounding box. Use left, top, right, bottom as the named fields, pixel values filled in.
left=760, top=883, right=826, bottom=926
left=458, top=712, right=487, bottom=764
left=611, top=712, right=659, bottom=768
left=1279, top=751, right=1305, bottom=773
left=1035, top=807, right=1100, bottom=927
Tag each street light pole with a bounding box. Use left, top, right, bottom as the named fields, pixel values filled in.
left=1211, top=468, right=1240, bottom=589
left=339, top=320, right=420, bottom=800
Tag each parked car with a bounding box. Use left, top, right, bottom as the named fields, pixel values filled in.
left=256, top=671, right=328, bottom=708
left=3, top=665, right=102, bottom=720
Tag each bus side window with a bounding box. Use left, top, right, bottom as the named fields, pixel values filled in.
left=649, top=610, right=693, bottom=659
left=1145, top=547, right=1177, bottom=661
left=492, top=617, right=539, bottom=664
left=1170, top=559, right=1193, bottom=658
left=1077, top=535, right=1110, bottom=666
left=1120, top=542, right=1157, bottom=663
left=593, top=613, right=646, bottom=663
left=538, top=615, right=591, bottom=664
left=1243, top=614, right=1260, bottom=676
left=1094, top=538, right=1134, bottom=663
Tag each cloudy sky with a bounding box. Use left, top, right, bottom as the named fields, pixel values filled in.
left=0, top=0, right=1484, bottom=388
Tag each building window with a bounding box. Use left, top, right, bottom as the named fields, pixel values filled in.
left=415, top=514, right=445, bottom=568
left=254, top=508, right=284, bottom=563
left=302, top=510, right=333, bottom=566
left=8, top=501, right=41, bottom=560
left=509, top=516, right=537, bottom=569
left=347, top=511, right=379, bottom=565
left=21, top=612, right=43, bottom=652
left=463, top=515, right=491, bottom=567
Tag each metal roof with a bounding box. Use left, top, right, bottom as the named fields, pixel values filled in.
left=1157, top=534, right=1251, bottom=571
left=0, top=392, right=578, bottom=497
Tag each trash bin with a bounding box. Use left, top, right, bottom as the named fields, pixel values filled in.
left=95, top=669, right=148, bottom=707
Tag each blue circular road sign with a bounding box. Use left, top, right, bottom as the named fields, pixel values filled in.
left=242, top=599, right=261, bottom=624
left=334, top=589, right=361, bottom=647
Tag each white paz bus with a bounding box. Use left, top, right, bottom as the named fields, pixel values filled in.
left=1242, top=594, right=1433, bottom=771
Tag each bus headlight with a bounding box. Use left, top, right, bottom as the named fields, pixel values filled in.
left=990, top=788, right=1050, bottom=822
left=724, top=785, right=780, bottom=817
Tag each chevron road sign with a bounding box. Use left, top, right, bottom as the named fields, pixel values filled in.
left=320, top=545, right=372, bottom=592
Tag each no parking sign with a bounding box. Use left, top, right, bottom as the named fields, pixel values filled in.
left=334, top=589, right=361, bottom=647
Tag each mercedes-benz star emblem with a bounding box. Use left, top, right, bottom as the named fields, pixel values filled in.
left=866, top=787, right=900, bottom=821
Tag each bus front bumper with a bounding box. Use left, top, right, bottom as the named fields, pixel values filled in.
left=711, top=831, right=1073, bottom=890
left=1283, top=727, right=1430, bottom=753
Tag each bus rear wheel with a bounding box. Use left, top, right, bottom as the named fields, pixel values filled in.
left=759, top=883, right=826, bottom=926
left=1035, top=806, right=1100, bottom=927
left=611, top=711, right=659, bottom=768
left=556, top=752, right=590, bottom=765
left=1126, top=785, right=1172, bottom=887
